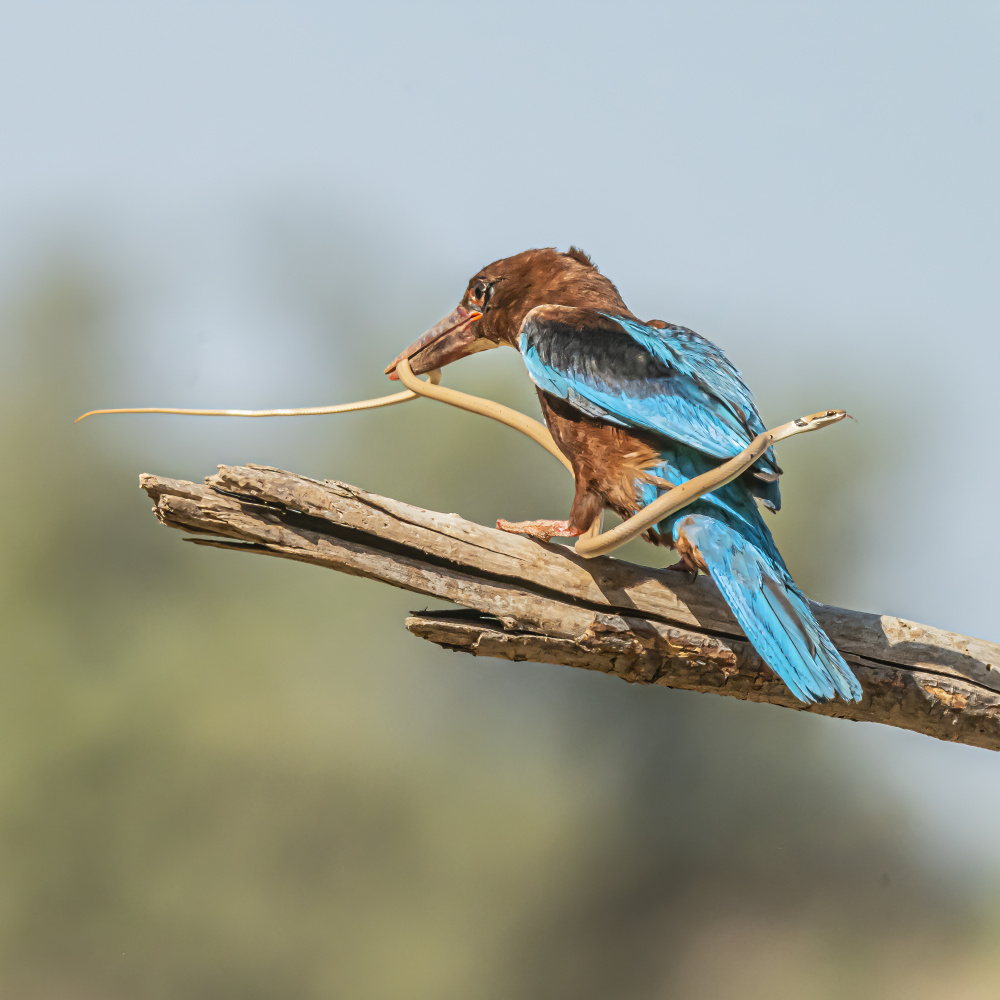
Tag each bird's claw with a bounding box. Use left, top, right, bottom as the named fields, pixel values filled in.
left=666, top=555, right=700, bottom=582
left=496, top=518, right=583, bottom=542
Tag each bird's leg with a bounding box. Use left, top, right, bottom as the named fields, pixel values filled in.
left=497, top=482, right=600, bottom=543
left=496, top=518, right=583, bottom=542
left=669, top=528, right=703, bottom=581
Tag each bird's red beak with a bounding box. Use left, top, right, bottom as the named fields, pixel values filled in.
left=384, top=304, right=492, bottom=379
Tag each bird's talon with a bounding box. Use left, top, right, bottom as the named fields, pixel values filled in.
left=667, top=556, right=699, bottom=582
left=496, top=518, right=583, bottom=542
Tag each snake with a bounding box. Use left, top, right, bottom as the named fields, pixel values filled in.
left=78, top=358, right=845, bottom=560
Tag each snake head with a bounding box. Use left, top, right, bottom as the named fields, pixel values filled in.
left=793, top=409, right=849, bottom=432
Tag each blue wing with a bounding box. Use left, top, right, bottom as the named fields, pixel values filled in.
left=519, top=304, right=781, bottom=504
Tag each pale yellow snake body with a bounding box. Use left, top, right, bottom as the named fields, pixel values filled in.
left=79, top=358, right=844, bottom=560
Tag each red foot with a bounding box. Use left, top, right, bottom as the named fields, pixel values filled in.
left=496, top=518, right=583, bottom=543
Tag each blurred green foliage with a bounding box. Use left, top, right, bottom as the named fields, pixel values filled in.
left=0, top=244, right=995, bottom=1000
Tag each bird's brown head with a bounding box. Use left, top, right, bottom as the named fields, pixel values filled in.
left=385, top=247, right=630, bottom=378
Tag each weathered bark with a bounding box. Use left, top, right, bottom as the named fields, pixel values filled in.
left=140, top=464, right=1000, bottom=751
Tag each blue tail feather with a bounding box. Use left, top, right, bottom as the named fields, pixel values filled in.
left=673, top=513, right=863, bottom=704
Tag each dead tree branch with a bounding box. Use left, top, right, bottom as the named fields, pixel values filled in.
left=140, top=464, right=1000, bottom=751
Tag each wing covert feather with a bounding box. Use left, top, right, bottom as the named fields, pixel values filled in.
left=519, top=304, right=780, bottom=481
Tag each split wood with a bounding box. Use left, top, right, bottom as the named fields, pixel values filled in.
left=141, top=464, right=1000, bottom=751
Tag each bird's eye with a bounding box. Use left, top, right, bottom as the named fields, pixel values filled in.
left=471, top=281, right=486, bottom=301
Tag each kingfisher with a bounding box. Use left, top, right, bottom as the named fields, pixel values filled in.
left=386, top=248, right=862, bottom=704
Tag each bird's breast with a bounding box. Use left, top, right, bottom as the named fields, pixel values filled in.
left=538, top=391, right=663, bottom=517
